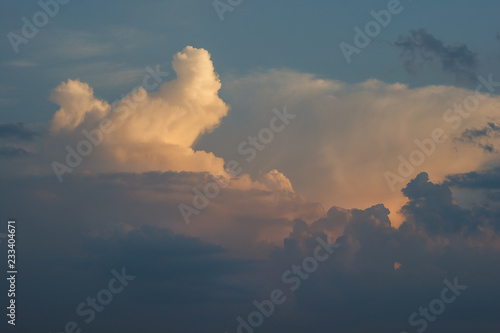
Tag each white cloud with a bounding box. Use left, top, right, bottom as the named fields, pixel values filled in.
left=46, top=46, right=297, bottom=198
left=48, top=46, right=229, bottom=175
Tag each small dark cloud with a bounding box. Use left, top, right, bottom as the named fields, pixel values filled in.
left=0, top=122, right=38, bottom=141
left=0, top=145, right=29, bottom=158
left=496, top=33, right=500, bottom=41
left=456, top=122, right=500, bottom=152
left=401, top=172, right=478, bottom=235
left=395, top=29, right=479, bottom=82
left=446, top=167, right=500, bottom=190
left=445, top=168, right=500, bottom=231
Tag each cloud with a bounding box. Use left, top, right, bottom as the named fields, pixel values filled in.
left=258, top=169, right=294, bottom=193
left=36, top=30, right=113, bottom=61
left=0, top=169, right=320, bottom=330
left=48, top=46, right=230, bottom=175
left=83, top=225, right=256, bottom=289
left=49, top=80, right=110, bottom=133
left=48, top=61, right=150, bottom=89
left=445, top=167, right=500, bottom=232
left=0, top=145, right=30, bottom=158
left=3, top=167, right=500, bottom=332
left=395, top=29, right=479, bottom=82
left=43, top=46, right=298, bottom=201
left=10, top=46, right=500, bottom=230
left=3, top=60, right=37, bottom=67
left=446, top=166, right=500, bottom=190
left=0, top=171, right=321, bottom=256
left=457, top=122, right=500, bottom=152
left=10, top=46, right=499, bottom=228
left=0, top=122, right=38, bottom=141
left=36, top=28, right=161, bottom=61
left=401, top=172, right=478, bottom=235
left=208, top=69, right=500, bottom=225
left=265, top=173, right=500, bottom=332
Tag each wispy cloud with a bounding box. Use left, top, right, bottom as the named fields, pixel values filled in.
left=3, top=60, right=37, bottom=67
left=0, top=145, right=30, bottom=158
left=0, top=122, right=38, bottom=141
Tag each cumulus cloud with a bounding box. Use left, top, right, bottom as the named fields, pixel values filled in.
left=3, top=164, right=500, bottom=332
left=401, top=172, right=478, bottom=235
left=395, top=29, right=479, bottom=82
left=10, top=46, right=500, bottom=229
left=47, top=46, right=229, bottom=176
left=50, top=80, right=110, bottom=133
left=265, top=173, right=500, bottom=332
left=257, top=169, right=294, bottom=193
left=206, top=69, right=500, bottom=225
left=13, top=47, right=499, bottom=227
left=44, top=46, right=297, bottom=200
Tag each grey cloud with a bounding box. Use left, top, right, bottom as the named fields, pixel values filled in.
left=267, top=173, right=500, bottom=332
left=395, top=29, right=479, bottom=82
left=446, top=167, right=500, bottom=231
left=401, top=172, right=478, bottom=235
left=456, top=122, right=500, bottom=152
left=0, top=122, right=38, bottom=141
left=2, top=172, right=500, bottom=332
left=0, top=145, right=29, bottom=158
left=446, top=167, right=500, bottom=189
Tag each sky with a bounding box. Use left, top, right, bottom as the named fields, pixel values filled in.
left=1, top=0, right=500, bottom=332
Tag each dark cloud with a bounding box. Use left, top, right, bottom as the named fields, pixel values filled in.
left=446, top=168, right=500, bottom=231
left=0, top=122, right=38, bottom=141
left=0, top=182, right=262, bottom=333
left=2, top=172, right=500, bottom=332
left=0, top=145, right=29, bottom=158
left=395, top=29, right=479, bottom=82
left=268, top=177, right=500, bottom=332
left=401, top=172, right=478, bottom=235
left=456, top=122, right=500, bottom=152
left=446, top=167, right=500, bottom=189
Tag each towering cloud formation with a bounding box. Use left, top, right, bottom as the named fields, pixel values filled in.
left=44, top=46, right=296, bottom=198
left=20, top=46, right=500, bottom=226
left=213, top=70, right=500, bottom=224
left=49, top=46, right=230, bottom=175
